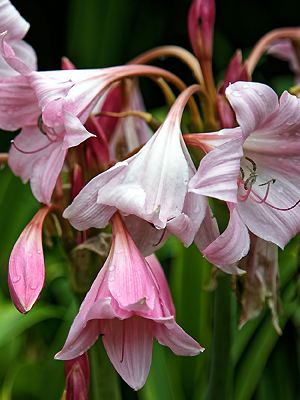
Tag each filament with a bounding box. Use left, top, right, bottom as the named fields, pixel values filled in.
left=11, top=139, right=54, bottom=154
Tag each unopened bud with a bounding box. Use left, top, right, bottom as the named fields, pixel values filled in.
left=8, top=207, right=50, bottom=313
left=188, top=0, right=215, bottom=61
left=64, top=353, right=90, bottom=400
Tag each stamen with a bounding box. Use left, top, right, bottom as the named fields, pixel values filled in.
left=120, top=323, right=125, bottom=363
left=251, top=181, right=272, bottom=204
left=244, top=176, right=257, bottom=190
left=237, top=179, right=252, bottom=202
left=153, top=228, right=167, bottom=246
left=250, top=186, right=300, bottom=211
left=240, top=167, right=245, bottom=180
left=245, top=156, right=257, bottom=172
left=259, top=178, right=276, bottom=186
left=11, top=139, right=54, bottom=155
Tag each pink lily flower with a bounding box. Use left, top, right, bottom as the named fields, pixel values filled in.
left=63, top=85, right=207, bottom=248
left=189, top=81, right=300, bottom=265
left=4, top=64, right=186, bottom=205
left=8, top=206, right=50, bottom=313
left=55, top=213, right=203, bottom=390
left=0, top=0, right=36, bottom=76
left=64, top=353, right=90, bottom=400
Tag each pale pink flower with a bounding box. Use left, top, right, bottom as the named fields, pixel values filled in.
left=64, top=353, right=89, bottom=400
left=63, top=85, right=207, bottom=248
left=55, top=214, right=203, bottom=390
left=5, top=65, right=175, bottom=204
left=189, top=81, right=300, bottom=265
left=0, top=0, right=36, bottom=76
left=8, top=206, right=49, bottom=313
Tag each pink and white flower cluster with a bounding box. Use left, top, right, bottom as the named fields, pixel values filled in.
left=2, top=0, right=300, bottom=392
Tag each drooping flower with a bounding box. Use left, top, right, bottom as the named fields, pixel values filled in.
left=64, top=353, right=90, bottom=400
left=55, top=213, right=203, bottom=390
left=4, top=64, right=184, bottom=205
left=63, top=85, right=207, bottom=248
left=8, top=206, right=50, bottom=313
left=189, top=81, right=300, bottom=264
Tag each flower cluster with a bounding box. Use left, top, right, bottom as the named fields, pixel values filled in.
left=1, top=0, right=300, bottom=395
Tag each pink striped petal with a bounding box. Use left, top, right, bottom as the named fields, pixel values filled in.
left=0, top=31, right=35, bottom=75
left=202, top=205, right=249, bottom=273
left=0, top=75, right=39, bottom=130
left=63, top=162, right=128, bottom=230
left=226, top=82, right=279, bottom=137
left=155, top=319, right=204, bottom=356
left=0, top=0, right=29, bottom=41
left=8, top=207, right=49, bottom=313
left=189, top=138, right=243, bottom=203
left=102, top=317, right=154, bottom=391
left=30, top=143, right=67, bottom=205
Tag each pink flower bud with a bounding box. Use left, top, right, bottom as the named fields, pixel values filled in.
left=8, top=206, right=49, bottom=313
left=64, top=353, right=90, bottom=400
left=188, top=0, right=215, bottom=61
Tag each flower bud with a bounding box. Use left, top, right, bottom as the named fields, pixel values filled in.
left=188, top=0, right=215, bottom=61
left=8, top=207, right=49, bottom=313
left=64, top=353, right=90, bottom=400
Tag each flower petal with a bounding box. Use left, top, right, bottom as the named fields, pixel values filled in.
left=0, top=75, right=39, bottom=130
left=8, top=207, right=49, bottom=313
left=243, top=91, right=300, bottom=156
left=8, top=126, right=52, bottom=182
left=55, top=320, right=100, bottom=360
left=167, top=191, right=207, bottom=246
left=225, top=82, right=279, bottom=137
left=97, top=120, right=191, bottom=228
left=124, top=215, right=169, bottom=257
left=237, top=153, right=300, bottom=248
left=29, top=143, right=66, bottom=205
left=0, top=0, right=30, bottom=41
left=202, top=205, right=249, bottom=273
left=102, top=317, right=154, bottom=391
left=63, top=162, right=129, bottom=230
left=189, top=138, right=243, bottom=203
left=63, top=112, right=95, bottom=149
left=0, top=31, right=36, bottom=75
left=155, top=318, right=204, bottom=356
left=145, top=255, right=176, bottom=316
left=107, top=214, right=157, bottom=312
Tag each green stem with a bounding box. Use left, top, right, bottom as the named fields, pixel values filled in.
left=205, top=273, right=233, bottom=400
left=89, top=343, right=121, bottom=400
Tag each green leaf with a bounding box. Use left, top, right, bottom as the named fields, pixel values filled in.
left=0, top=303, right=63, bottom=348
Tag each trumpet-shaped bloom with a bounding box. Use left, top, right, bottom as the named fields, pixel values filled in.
left=189, top=81, right=300, bottom=265
left=56, top=214, right=203, bottom=390
left=64, top=85, right=207, bottom=247
left=8, top=206, right=49, bottom=313
left=4, top=65, right=184, bottom=205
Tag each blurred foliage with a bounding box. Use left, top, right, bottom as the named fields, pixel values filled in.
left=1, top=0, right=300, bottom=399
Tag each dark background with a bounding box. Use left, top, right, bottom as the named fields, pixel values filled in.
left=12, top=0, right=300, bottom=72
